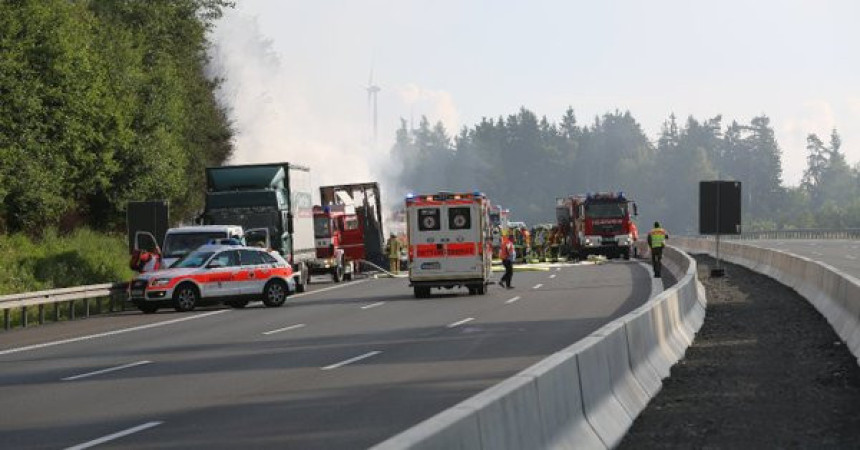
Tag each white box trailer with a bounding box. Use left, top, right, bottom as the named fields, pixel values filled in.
left=406, top=191, right=493, bottom=298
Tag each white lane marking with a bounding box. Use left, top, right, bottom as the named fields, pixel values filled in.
left=846, top=255, right=857, bottom=260
left=505, top=296, right=521, bottom=304
left=549, top=274, right=557, bottom=279
left=63, top=360, right=152, bottom=382
left=262, top=324, right=306, bottom=336
left=289, top=279, right=369, bottom=299
left=533, top=284, right=543, bottom=289
left=65, top=421, right=163, bottom=450
left=321, top=351, right=382, bottom=370
left=361, top=301, right=385, bottom=310
left=0, top=310, right=229, bottom=356
left=447, top=317, right=475, bottom=328
left=555, top=267, right=562, bottom=271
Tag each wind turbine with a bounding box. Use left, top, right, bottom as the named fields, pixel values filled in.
left=366, top=68, right=381, bottom=148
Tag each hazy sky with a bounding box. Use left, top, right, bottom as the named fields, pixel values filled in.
left=210, top=0, right=860, bottom=190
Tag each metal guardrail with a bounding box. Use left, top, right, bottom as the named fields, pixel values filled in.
left=0, top=282, right=129, bottom=331
left=694, top=229, right=860, bottom=241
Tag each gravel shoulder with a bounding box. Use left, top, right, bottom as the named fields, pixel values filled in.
left=619, top=254, right=860, bottom=449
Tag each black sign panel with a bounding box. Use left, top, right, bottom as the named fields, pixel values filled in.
left=126, top=200, right=169, bottom=251
left=699, top=181, right=741, bottom=235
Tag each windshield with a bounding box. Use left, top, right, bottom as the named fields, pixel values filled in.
left=314, top=217, right=331, bottom=238
left=163, top=232, right=229, bottom=258
left=172, top=251, right=215, bottom=269
left=585, top=202, right=628, bottom=219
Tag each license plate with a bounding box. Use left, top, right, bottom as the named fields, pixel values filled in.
left=131, top=289, right=144, bottom=297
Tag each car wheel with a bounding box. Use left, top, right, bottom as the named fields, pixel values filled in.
left=173, top=283, right=198, bottom=312
left=227, top=300, right=249, bottom=309
left=477, top=283, right=486, bottom=295
left=138, top=304, right=159, bottom=314
left=262, top=280, right=288, bottom=307
left=413, top=286, right=430, bottom=298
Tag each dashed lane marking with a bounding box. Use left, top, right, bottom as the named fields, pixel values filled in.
left=505, top=296, right=521, bottom=304
left=63, top=360, right=152, bottom=381
left=447, top=317, right=475, bottom=328
left=361, top=302, right=385, bottom=310
left=321, top=351, right=382, bottom=370
left=0, top=310, right=229, bottom=356
left=533, top=284, right=543, bottom=289
left=65, top=421, right=163, bottom=450
left=262, top=324, right=306, bottom=335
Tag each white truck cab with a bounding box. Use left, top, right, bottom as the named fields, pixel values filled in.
left=406, top=191, right=492, bottom=298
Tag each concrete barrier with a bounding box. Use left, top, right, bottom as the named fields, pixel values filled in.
left=372, top=246, right=708, bottom=449
left=674, top=236, right=860, bottom=366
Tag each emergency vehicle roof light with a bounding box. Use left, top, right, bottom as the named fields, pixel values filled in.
left=405, top=192, right=415, bottom=199
left=323, top=205, right=331, bottom=213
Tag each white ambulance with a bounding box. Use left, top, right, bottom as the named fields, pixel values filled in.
left=405, top=191, right=493, bottom=298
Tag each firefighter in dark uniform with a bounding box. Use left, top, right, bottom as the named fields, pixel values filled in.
left=647, top=221, right=668, bottom=277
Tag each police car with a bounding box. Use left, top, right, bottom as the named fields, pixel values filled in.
left=406, top=191, right=493, bottom=298
left=128, top=243, right=295, bottom=313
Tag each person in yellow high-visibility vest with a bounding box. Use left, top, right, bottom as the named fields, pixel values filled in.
left=647, top=221, right=669, bottom=277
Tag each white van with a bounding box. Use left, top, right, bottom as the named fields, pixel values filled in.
left=406, top=192, right=492, bottom=298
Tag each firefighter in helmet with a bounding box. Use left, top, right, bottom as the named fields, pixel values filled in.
left=386, top=233, right=402, bottom=275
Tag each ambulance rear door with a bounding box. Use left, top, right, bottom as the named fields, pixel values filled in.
left=408, top=198, right=483, bottom=280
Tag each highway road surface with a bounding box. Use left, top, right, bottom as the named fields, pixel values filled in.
left=734, top=239, right=860, bottom=279
left=0, top=260, right=655, bottom=449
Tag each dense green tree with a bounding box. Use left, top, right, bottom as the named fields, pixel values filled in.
left=390, top=106, right=856, bottom=232
left=0, top=0, right=233, bottom=234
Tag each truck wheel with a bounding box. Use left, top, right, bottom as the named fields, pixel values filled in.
left=467, top=286, right=477, bottom=295
left=623, top=248, right=630, bottom=260
left=477, top=284, right=486, bottom=295
left=138, top=304, right=159, bottom=314
left=296, top=263, right=308, bottom=293
left=226, top=300, right=249, bottom=309
left=332, top=263, right=344, bottom=283
left=262, top=280, right=288, bottom=307
left=173, top=283, right=198, bottom=312
left=413, top=286, right=430, bottom=298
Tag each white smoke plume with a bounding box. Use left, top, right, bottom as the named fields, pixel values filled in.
left=206, top=12, right=381, bottom=203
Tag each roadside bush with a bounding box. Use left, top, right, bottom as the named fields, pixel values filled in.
left=0, top=228, right=132, bottom=295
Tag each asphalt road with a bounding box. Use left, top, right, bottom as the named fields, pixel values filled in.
left=0, top=261, right=654, bottom=449
left=735, top=239, right=860, bottom=279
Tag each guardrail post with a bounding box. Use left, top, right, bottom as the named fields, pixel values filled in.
left=96, top=298, right=102, bottom=315
left=54, top=302, right=61, bottom=322
left=69, top=300, right=75, bottom=320
left=22, top=306, right=28, bottom=328
left=3, top=309, right=9, bottom=330
left=84, top=299, right=90, bottom=318
left=39, top=304, right=45, bottom=325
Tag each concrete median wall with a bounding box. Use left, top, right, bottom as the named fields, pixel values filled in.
left=372, top=247, right=707, bottom=450
left=674, top=237, right=860, bottom=366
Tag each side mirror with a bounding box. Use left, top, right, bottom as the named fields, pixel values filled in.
left=633, top=203, right=639, bottom=216
left=207, top=260, right=225, bottom=269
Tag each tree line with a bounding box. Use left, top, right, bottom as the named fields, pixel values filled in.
left=390, top=108, right=860, bottom=233
left=0, top=0, right=234, bottom=234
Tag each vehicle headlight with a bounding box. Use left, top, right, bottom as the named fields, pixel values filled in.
left=150, top=278, right=172, bottom=287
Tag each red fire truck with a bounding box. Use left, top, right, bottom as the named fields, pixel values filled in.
left=406, top=191, right=493, bottom=298
left=309, top=183, right=385, bottom=282
left=556, top=191, right=638, bottom=260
